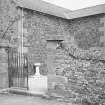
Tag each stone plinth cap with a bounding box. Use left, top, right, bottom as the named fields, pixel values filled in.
left=34, top=63, right=41, bottom=66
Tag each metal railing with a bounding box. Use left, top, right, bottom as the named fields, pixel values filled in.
left=8, top=48, right=28, bottom=90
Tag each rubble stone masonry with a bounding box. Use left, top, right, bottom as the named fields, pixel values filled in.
left=0, top=0, right=105, bottom=104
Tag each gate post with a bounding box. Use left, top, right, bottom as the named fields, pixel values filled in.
left=0, top=40, right=10, bottom=89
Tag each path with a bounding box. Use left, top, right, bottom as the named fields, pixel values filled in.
left=0, top=94, right=69, bottom=105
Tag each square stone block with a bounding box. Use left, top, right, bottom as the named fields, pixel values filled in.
left=0, top=63, right=8, bottom=73
left=0, top=73, right=8, bottom=89
left=47, top=75, right=68, bottom=89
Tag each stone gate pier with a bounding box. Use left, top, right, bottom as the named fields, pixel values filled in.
left=0, top=40, right=9, bottom=89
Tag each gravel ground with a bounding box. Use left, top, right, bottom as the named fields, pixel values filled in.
left=0, top=94, right=69, bottom=105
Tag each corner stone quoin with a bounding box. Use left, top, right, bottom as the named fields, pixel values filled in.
left=99, top=17, right=105, bottom=46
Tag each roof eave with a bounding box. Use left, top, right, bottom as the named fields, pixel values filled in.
left=14, top=0, right=71, bottom=19
left=64, top=4, right=105, bottom=19
left=14, top=0, right=105, bottom=20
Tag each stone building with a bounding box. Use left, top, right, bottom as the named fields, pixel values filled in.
left=0, top=0, right=105, bottom=104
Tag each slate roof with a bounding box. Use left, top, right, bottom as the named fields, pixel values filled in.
left=14, top=0, right=105, bottom=19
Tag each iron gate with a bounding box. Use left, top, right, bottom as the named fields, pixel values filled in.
left=8, top=48, right=28, bottom=89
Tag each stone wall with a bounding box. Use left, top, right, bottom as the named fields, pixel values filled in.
left=23, top=10, right=70, bottom=75
left=0, top=0, right=18, bottom=44
left=46, top=14, right=105, bottom=104
left=1, top=0, right=105, bottom=104
left=54, top=42, right=105, bottom=104
left=69, top=14, right=105, bottom=50
left=23, top=10, right=105, bottom=75
left=23, top=9, right=105, bottom=104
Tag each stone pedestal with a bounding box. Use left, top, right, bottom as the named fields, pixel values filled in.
left=28, top=63, right=48, bottom=95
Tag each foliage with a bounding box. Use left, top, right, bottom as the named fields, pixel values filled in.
left=60, top=42, right=105, bottom=105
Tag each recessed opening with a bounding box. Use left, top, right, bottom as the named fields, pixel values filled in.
left=46, top=40, right=63, bottom=49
